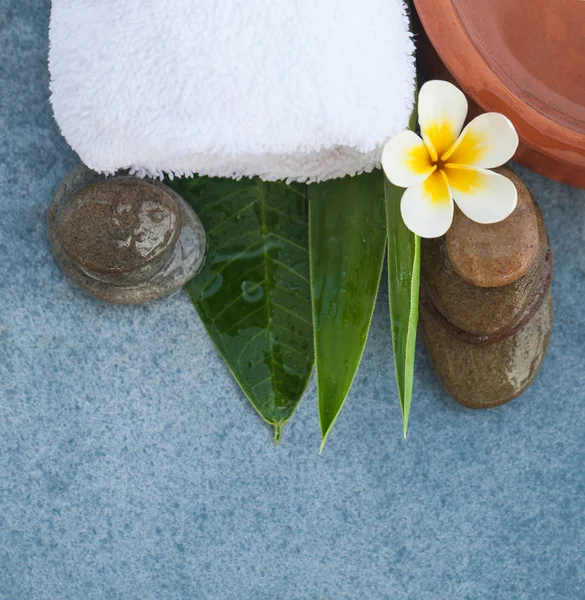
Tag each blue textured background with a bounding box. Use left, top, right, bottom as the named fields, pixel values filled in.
left=1, top=3, right=584, bottom=599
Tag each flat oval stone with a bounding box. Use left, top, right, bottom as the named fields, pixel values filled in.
left=58, top=179, right=181, bottom=277
left=48, top=165, right=207, bottom=304
left=446, top=168, right=539, bottom=288
left=421, top=219, right=548, bottom=338
left=421, top=173, right=550, bottom=339
left=420, top=291, right=552, bottom=408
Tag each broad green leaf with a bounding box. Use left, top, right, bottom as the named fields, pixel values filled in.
left=168, top=176, right=314, bottom=442
left=385, top=107, right=421, bottom=437
left=309, top=172, right=387, bottom=451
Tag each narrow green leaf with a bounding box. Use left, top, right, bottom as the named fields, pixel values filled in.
left=385, top=108, right=421, bottom=437
left=309, top=172, right=387, bottom=451
left=168, top=176, right=314, bottom=441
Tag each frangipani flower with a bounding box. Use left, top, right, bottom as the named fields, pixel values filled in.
left=382, top=80, right=520, bottom=238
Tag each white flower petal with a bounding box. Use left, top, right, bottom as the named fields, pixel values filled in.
left=401, top=170, right=454, bottom=238
left=418, top=80, right=468, bottom=160
left=443, top=113, right=519, bottom=168
left=382, top=130, right=436, bottom=188
left=445, top=165, right=518, bottom=224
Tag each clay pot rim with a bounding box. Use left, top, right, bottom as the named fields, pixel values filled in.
left=413, top=0, right=585, bottom=188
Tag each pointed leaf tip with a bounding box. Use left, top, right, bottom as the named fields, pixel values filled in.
left=385, top=165, right=421, bottom=438
left=167, top=176, right=314, bottom=440
left=309, top=172, right=387, bottom=448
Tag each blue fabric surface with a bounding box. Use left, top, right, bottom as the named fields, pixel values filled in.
left=1, top=3, right=585, bottom=599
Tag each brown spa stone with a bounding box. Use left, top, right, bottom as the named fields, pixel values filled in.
left=48, top=164, right=207, bottom=304
left=58, top=179, right=181, bottom=285
left=421, top=173, right=550, bottom=340
left=420, top=168, right=553, bottom=408
left=421, top=291, right=552, bottom=409
left=446, top=168, right=539, bottom=288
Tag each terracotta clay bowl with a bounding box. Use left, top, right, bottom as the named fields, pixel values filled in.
left=414, top=0, right=585, bottom=189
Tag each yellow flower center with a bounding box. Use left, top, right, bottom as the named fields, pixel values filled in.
left=405, top=135, right=485, bottom=205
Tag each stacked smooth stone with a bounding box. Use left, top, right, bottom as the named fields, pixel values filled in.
left=420, top=168, right=553, bottom=408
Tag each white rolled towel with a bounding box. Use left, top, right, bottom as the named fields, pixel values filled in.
left=49, top=0, right=415, bottom=182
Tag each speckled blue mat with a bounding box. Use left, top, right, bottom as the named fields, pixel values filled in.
left=1, top=3, right=585, bottom=599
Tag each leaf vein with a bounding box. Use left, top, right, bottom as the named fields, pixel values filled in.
left=265, top=205, right=306, bottom=227
left=207, top=200, right=256, bottom=235
left=271, top=259, right=309, bottom=283
left=268, top=232, right=306, bottom=252
left=272, top=303, right=312, bottom=326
